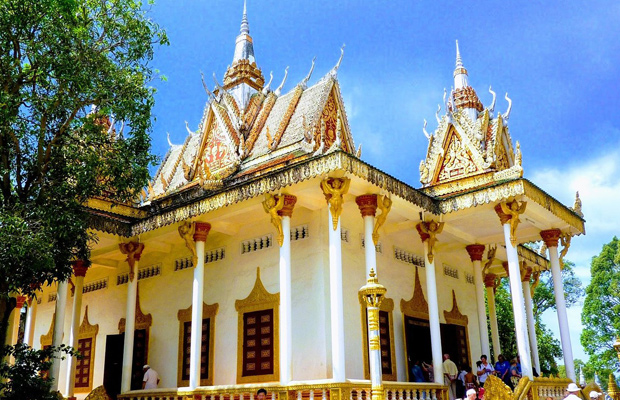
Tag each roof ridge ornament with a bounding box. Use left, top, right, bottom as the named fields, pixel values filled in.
left=275, top=66, right=289, bottom=96
left=262, top=71, right=273, bottom=95
left=504, top=93, right=512, bottom=120
left=488, top=86, right=496, bottom=113
left=200, top=72, right=216, bottom=101
left=435, top=104, right=441, bottom=124
left=329, top=44, right=345, bottom=78
left=300, top=56, right=316, bottom=89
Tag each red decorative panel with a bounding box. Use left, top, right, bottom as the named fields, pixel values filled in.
left=75, top=338, right=92, bottom=388
left=181, top=319, right=210, bottom=381
left=242, top=309, right=274, bottom=376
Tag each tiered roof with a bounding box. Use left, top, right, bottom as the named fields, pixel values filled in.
left=146, top=6, right=354, bottom=201
left=419, top=41, right=521, bottom=197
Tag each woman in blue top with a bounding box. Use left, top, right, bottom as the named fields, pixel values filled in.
left=494, top=354, right=511, bottom=388
left=411, top=360, right=426, bottom=382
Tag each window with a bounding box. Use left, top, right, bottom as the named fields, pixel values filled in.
left=242, top=309, right=274, bottom=376
left=235, top=267, right=279, bottom=383
left=177, top=302, right=218, bottom=386
left=75, top=338, right=92, bottom=388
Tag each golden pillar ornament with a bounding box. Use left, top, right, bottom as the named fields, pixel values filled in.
left=359, top=269, right=387, bottom=400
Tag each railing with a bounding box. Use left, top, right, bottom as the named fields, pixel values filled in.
left=116, top=380, right=448, bottom=400
left=526, top=377, right=573, bottom=400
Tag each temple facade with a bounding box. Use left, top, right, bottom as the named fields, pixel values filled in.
left=6, top=4, right=585, bottom=400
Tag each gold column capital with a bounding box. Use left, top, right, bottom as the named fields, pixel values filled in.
left=416, top=220, right=444, bottom=263
left=321, top=177, right=350, bottom=230
left=465, top=244, right=486, bottom=262
left=495, top=200, right=527, bottom=247
left=193, top=222, right=211, bottom=242
left=119, top=241, right=145, bottom=281
left=484, top=273, right=497, bottom=289
left=72, top=260, right=89, bottom=278
left=540, top=228, right=562, bottom=248
left=277, top=194, right=297, bottom=218
left=355, top=194, right=378, bottom=217
left=520, top=262, right=533, bottom=282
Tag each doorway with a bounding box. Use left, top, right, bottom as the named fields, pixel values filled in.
left=102, top=329, right=149, bottom=398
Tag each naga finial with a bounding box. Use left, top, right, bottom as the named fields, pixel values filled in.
left=504, top=92, right=512, bottom=120
left=355, top=144, right=362, bottom=158
left=213, top=72, right=224, bottom=91
left=330, top=44, right=345, bottom=77
left=515, top=141, right=522, bottom=167
left=301, top=56, right=316, bottom=89
left=435, top=104, right=441, bottom=124
left=488, top=86, right=496, bottom=113
left=200, top=72, right=215, bottom=101
left=185, top=121, right=194, bottom=136
left=275, top=66, right=289, bottom=96
left=167, top=132, right=173, bottom=147
left=423, top=119, right=431, bottom=140
left=443, top=88, right=447, bottom=109
left=262, top=71, right=274, bottom=95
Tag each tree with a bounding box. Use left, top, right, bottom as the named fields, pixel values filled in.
left=581, top=237, right=620, bottom=372
left=491, top=260, right=584, bottom=376
left=0, top=0, right=167, bottom=388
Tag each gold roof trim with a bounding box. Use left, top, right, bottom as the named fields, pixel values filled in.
left=437, top=178, right=585, bottom=235
left=84, top=198, right=147, bottom=219
left=130, top=151, right=437, bottom=236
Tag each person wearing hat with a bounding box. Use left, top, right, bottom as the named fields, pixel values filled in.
left=564, top=383, right=581, bottom=400
left=466, top=388, right=477, bottom=400
left=142, top=364, right=160, bottom=389
left=590, top=391, right=604, bottom=400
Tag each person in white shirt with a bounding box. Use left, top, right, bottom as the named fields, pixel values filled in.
left=142, top=364, right=160, bottom=389
left=590, top=391, right=604, bottom=400
left=564, top=383, right=581, bottom=400
left=476, top=355, right=494, bottom=387
left=443, top=354, right=458, bottom=400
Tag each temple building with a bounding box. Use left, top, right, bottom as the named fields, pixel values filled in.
left=6, top=3, right=585, bottom=400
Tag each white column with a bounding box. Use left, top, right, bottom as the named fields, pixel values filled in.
left=120, top=241, right=144, bottom=393
left=328, top=208, right=346, bottom=382
left=190, top=222, right=210, bottom=389
left=421, top=239, right=443, bottom=384
left=485, top=279, right=501, bottom=357
left=50, top=280, right=69, bottom=391
left=121, top=269, right=138, bottom=393
left=522, top=278, right=540, bottom=374
left=542, top=229, right=575, bottom=382
left=7, top=298, right=24, bottom=345
left=363, top=215, right=377, bottom=278
left=501, top=223, right=533, bottom=379
left=278, top=194, right=295, bottom=385
left=23, top=297, right=38, bottom=346
left=65, top=262, right=87, bottom=398
left=467, top=245, right=490, bottom=357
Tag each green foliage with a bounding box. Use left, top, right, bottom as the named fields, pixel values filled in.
left=0, top=0, right=166, bottom=373
left=581, top=237, right=620, bottom=372
left=0, top=344, right=75, bottom=400
left=490, top=261, right=583, bottom=376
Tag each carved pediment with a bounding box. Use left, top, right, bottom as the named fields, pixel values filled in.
left=235, top=267, right=279, bottom=312
left=400, top=267, right=429, bottom=320
left=433, top=127, right=480, bottom=184
left=78, top=306, right=99, bottom=339
left=443, top=290, right=468, bottom=326
left=118, top=285, right=152, bottom=333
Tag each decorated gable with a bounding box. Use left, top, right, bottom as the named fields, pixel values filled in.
left=316, top=87, right=352, bottom=153
left=432, top=126, right=480, bottom=184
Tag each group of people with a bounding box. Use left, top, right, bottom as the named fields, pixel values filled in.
left=441, top=353, right=527, bottom=400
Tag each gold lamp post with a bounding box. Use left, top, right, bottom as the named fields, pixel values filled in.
left=359, top=269, right=387, bottom=400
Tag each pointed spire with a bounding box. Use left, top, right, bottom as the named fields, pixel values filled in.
left=451, top=40, right=483, bottom=115
left=453, top=40, right=469, bottom=89
left=233, top=0, right=255, bottom=64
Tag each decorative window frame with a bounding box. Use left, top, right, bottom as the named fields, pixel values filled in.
left=40, top=312, right=55, bottom=348
left=400, top=266, right=429, bottom=381
left=75, top=306, right=99, bottom=393
left=359, top=295, right=397, bottom=381
left=234, top=267, right=279, bottom=384
left=177, top=302, right=219, bottom=387
left=443, top=290, right=472, bottom=366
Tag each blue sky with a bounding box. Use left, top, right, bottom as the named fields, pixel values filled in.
left=146, top=1, right=620, bottom=363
